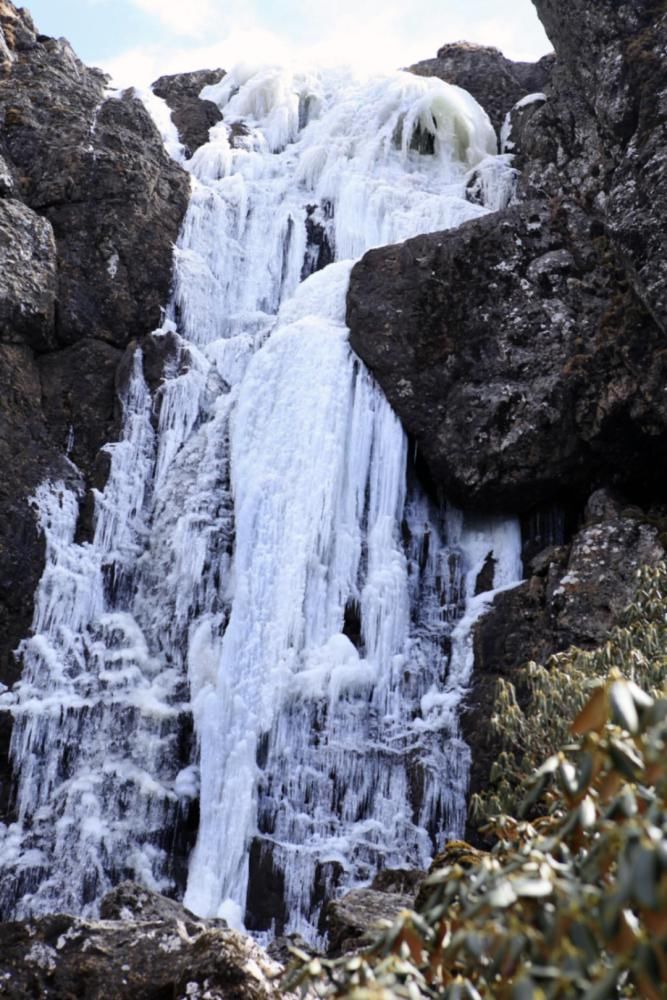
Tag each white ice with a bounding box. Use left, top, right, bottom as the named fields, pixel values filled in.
left=1, top=62, right=522, bottom=938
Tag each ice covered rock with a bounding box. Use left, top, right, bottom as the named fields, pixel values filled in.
left=409, top=42, right=554, bottom=135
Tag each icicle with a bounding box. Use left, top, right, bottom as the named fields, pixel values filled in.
left=2, top=62, right=521, bottom=936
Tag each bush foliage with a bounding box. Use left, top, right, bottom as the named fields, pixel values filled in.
left=471, top=562, right=667, bottom=825
left=286, top=564, right=667, bottom=999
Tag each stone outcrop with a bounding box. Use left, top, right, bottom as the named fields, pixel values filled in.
left=153, top=68, right=224, bottom=157
left=0, top=883, right=290, bottom=999
left=409, top=42, right=554, bottom=134
left=0, top=0, right=189, bottom=820
left=349, top=203, right=665, bottom=511
left=349, top=1, right=667, bottom=516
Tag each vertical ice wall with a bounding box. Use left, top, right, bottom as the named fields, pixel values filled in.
left=0, top=65, right=521, bottom=935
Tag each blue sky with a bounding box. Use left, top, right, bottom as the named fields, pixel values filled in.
left=26, top=0, right=552, bottom=86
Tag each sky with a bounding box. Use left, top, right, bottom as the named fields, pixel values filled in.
left=25, top=0, right=552, bottom=88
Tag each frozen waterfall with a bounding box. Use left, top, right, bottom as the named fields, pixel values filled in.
left=0, top=65, right=522, bottom=938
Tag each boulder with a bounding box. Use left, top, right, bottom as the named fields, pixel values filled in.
left=348, top=202, right=667, bottom=512
left=152, top=68, right=225, bottom=157
left=0, top=883, right=290, bottom=1000
left=326, top=888, right=414, bottom=956
left=370, top=868, right=425, bottom=896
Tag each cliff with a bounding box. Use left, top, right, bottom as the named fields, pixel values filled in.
left=0, top=0, right=664, bottom=984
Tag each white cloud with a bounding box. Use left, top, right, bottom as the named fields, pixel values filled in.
left=128, top=0, right=217, bottom=36
left=101, top=0, right=552, bottom=88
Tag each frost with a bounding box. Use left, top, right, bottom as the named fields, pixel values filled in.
left=514, top=92, right=547, bottom=110
left=25, top=943, right=57, bottom=971
left=106, top=252, right=119, bottom=279
left=136, top=86, right=187, bottom=162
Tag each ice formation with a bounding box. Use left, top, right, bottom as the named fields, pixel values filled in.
left=0, top=65, right=522, bottom=939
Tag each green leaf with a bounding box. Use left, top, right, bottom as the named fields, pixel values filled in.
left=631, top=845, right=660, bottom=909
left=608, top=739, right=643, bottom=779
left=582, top=966, right=621, bottom=1000
left=570, top=921, right=599, bottom=964
left=576, top=751, right=595, bottom=794
left=579, top=796, right=597, bottom=828
left=511, top=977, right=539, bottom=1000
left=625, top=680, right=654, bottom=711
left=610, top=681, right=639, bottom=733
left=634, top=941, right=663, bottom=986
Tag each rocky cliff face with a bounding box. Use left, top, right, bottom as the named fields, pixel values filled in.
left=0, top=0, right=190, bottom=819
left=0, top=0, right=665, bottom=959
left=349, top=0, right=667, bottom=516
left=348, top=0, right=667, bottom=826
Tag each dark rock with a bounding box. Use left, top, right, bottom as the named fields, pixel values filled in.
left=38, top=340, right=123, bottom=479
left=301, top=203, right=335, bottom=280
left=463, top=491, right=664, bottom=817
left=0, top=345, right=72, bottom=689
left=245, top=837, right=287, bottom=934
left=0, top=0, right=188, bottom=820
left=99, top=880, right=227, bottom=932
left=0, top=150, right=16, bottom=196
left=153, top=68, right=225, bottom=157
left=326, top=888, right=413, bottom=956
left=528, top=543, right=568, bottom=578
left=348, top=202, right=667, bottom=512
left=520, top=501, right=577, bottom=567
left=520, top=4, right=667, bottom=322
left=267, top=933, right=316, bottom=966
left=500, top=91, right=547, bottom=153
left=0, top=198, right=56, bottom=351
left=0, top=883, right=288, bottom=1000
left=474, top=552, right=497, bottom=595
left=370, top=867, right=426, bottom=896
left=408, top=42, right=554, bottom=134
left=351, top=3, right=667, bottom=515
left=0, top=4, right=189, bottom=349
left=0, top=0, right=37, bottom=55
left=46, top=92, right=188, bottom=348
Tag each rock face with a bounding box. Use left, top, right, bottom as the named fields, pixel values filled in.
left=409, top=42, right=554, bottom=134
left=349, top=1, right=667, bottom=515
left=463, top=490, right=665, bottom=816
left=0, top=883, right=290, bottom=999
left=0, top=0, right=665, bottom=954
left=153, top=68, right=225, bottom=157
left=0, top=0, right=189, bottom=820
left=349, top=203, right=666, bottom=511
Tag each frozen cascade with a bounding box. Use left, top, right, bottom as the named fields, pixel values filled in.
left=0, top=64, right=522, bottom=936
